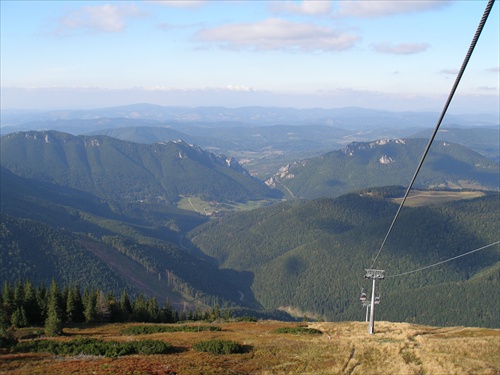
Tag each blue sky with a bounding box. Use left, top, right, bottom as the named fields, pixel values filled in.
left=1, top=0, right=499, bottom=114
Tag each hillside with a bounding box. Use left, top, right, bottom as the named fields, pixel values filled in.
left=410, top=127, right=500, bottom=162
left=266, top=138, right=499, bottom=199
left=0, top=214, right=260, bottom=310
left=1, top=321, right=498, bottom=374
left=0, top=130, right=281, bottom=204
left=189, top=191, right=500, bottom=327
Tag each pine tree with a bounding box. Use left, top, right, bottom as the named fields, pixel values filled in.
left=95, top=290, right=111, bottom=322
left=23, top=280, right=40, bottom=326
left=45, top=280, right=63, bottom=337
left=72, top=285, right=85, bottom=323
left=132, top=293, right=148, bottom=322
left=35, top=284, right=47, bottom=326
left=65, top=285, right=76, bottom=323
left=146, top=296, right=159, bottom=322
left=83, top=288, right=98, bottom=323
left=65, top=285, right=84, bottom=323
left=119, top=289, right=132, bottom=322
left=13, top=280, right=24, bottom=308
left=162, top=297, right=174, bottom=323
left=10, top=307, right=28, bottom=328
left=1, top=281, right=13, bottom=323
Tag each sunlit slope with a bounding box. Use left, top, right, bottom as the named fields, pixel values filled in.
left=267, top=138, right=499, bottom=199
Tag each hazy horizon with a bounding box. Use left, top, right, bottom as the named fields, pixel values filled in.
left=1, top=1, right=499, bottom=115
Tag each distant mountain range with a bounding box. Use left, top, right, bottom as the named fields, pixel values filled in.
left=2, top=103, right=498, bottom=129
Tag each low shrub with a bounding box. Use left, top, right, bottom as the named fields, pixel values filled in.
left=131, top=339, right=173, bottom=355
left=122, top=324, right=221, bottom=335
left=237, top=316, right=258, bottom=322
left=13, top=337, right=172, bottom=358
left=273, top=327, right=322, bottom=335
left=193, top=339, right=244, bottom=355
left=0, top=328, right=17, bottom=348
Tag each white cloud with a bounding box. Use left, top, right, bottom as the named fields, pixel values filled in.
left=336, top=0, right=451, bottom=18
left=270, top=1, right=333, bottom=16
left=194, top=18, right=359, bottom=52
left=372, top=42, right=430, bottom=55
left=147, top=0, right=207, bottom=8
left=440, top=68, right=459, bottom=75
left=478, top=86, right=497, bottom=91
left=486, top=66, right=500, bottom=73
left=225, top=85, right=254, bottom=92
left=56, top=4, right=145, bottom=34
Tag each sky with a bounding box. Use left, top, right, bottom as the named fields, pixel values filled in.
left=1, top=0, right=499, bottom=114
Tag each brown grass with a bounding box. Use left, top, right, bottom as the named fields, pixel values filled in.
left=389, top=190, right=485, bottom=207
left=1, top=321, right=499, bottom=374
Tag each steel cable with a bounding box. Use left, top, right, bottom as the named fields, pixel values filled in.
left=369, top=0, right=496, bottom=269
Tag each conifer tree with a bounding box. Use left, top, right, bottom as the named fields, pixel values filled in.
left=64, top=285, right=85, bottom=323
left=1, top=281, right=13, bottom=323
left=95, top=290, right=111, bottom=322
left=132, top=293, right=148, bottom=322
left=65, top=285, right=77, bottom=323
left=162, top=297, right=174, bottom=323
left=72, top=285, right=85, bottom=323
left=83, top=288, right=98, bottom=323
left=45, top=280, right=63, bottom=336
left=146, top=296, right=159, bottom=322
left=10, top=307, right=28, bottom=328
left=13, top=280, right=24, bottom=308
left=35, top=284, right=47, bottom=326
left=120, top=289, right=132, bottom=322
left=23, top=280, right=40, bottom=326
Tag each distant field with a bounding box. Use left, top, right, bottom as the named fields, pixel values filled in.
left=177, top=196, right=278, bottom=215
left=390, top=190, right=485, bottom=207
left=2, top=321, right=499, bottom=374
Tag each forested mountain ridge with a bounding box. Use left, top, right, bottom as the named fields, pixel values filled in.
left=0, top=130, right=281, bottom=203
left=1, top=127, right=498, bottom=328
left=266, top=138, right=499, bottom=199
left=189, top=191, right=499, bottom=327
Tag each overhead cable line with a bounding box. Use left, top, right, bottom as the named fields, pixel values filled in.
left=369, top=0, right=496, bottom=269
left=386, top=241, right=500, bottom=278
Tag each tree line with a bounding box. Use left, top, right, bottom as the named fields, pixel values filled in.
left=1, top=279, right=225, bottom=338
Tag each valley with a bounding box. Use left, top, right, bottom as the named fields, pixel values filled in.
left=0, top=105, right=498, bottom=334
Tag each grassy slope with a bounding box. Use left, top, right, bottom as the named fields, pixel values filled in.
left=2, top=321, right=498, bottom=374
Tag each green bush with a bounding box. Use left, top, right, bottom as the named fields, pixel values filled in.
left=237, top=316, right=258, bottom=322
left=0, top=328, right=17, bottom=348
left=122, top=324, right=220, bottom=335
left=131, top=339, right=173, bottom=355
left=193, top=339, right=244, bottom=355
left=273, top=327, right=322, bottom=335
left=13, top=337, right=172, bottom=358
